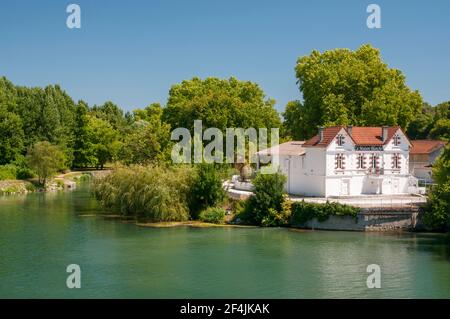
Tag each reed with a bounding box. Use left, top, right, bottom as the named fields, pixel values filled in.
left=93, top=164, right=194, bottom=221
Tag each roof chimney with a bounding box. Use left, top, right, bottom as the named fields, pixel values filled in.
left=318, top=126, right=324, bottom=143
left=347, top=125, right=353, bottom=137
left=382, top=126, right=389, bottom=142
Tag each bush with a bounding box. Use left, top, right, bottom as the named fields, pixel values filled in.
left=13, top=156, right=35, bottom=180
left=423, top=145, right=450, bottom=231
left=243, top=172, right=287, bottom=225
left=0, top=165, right=17, bottom=180
left=93, top=164, right=194, bottom=221
left=189, top=163, right=226, bottom=218
left=290, top=200, right=359, bottom=225
left=199, top=207, right=226, bottom=224
left=423, top=183, right=450, bottom=231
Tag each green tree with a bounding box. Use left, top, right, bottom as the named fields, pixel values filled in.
left=188, top=163, right=226, bottom=217
left=86, top=115, right=120, bottom=169
left=27, top=141, right=66, bottom=185
left=0, top=106, right=24, bottom=165
left=282, top=100, right=308, bottom=140
left=72, top=101, right=97, bottom=168
left=91, top=101, right=127, bottom=132
left=407, top=103, right=434, bottom=139
left=163, top=77, right=281, bottom=133
left=423, top=145, right=450, bottom=231
left=294, top=44, right=423, bottom=137
left=429, top=118, right=450, bottom=140
left=120, top=104, right=172, bottom=164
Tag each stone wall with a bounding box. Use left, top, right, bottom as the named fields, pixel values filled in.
left=295, top=209, right=420, bottom=231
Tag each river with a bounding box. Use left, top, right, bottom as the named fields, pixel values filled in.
left=1, top=184, right=449, bottom=298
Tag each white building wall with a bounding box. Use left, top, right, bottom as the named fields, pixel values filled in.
left=276, top=128, right=415, bottom=197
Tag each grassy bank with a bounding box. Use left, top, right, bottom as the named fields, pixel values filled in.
left=0, top=180, right=37, bottom=195
left=0, top=171, right=93, bottom=195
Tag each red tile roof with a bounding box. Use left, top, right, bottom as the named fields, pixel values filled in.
left=304, top=126, right=404, bottom=147
left=303, top=126, right=342, bottom=147
left=410, top=140, right=446, bottom=154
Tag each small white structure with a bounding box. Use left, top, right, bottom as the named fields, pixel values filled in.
left=409, top=140, right=446, bottom=183
left=257, top=126, right=419, bottom=197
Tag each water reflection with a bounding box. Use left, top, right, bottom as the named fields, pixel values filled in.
left=0, top=186, right=449, bottom=298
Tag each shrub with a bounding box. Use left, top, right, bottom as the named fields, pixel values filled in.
left=423, top=183, right=450, bottom=231
left=12, top=156, right=35, bottom=180
left=0, top=165, right=17, bottom=181
left=92, top=164, right=193, bottom=221
left=189, top=163, right=226, bottom=218
left=199, top=207, right=226, bottom=224
left=290, top=200, right=359, bottom=225
left=423, top=145, right=450, bottom=231
left=261, top=195, right=292, bottom=226
left=243, top=172, right=287, bottom=225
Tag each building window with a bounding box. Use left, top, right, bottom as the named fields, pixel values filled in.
left=335, top=154, right=346, bottom=170
left=369, top=154, right=380, bottom=169
left=357, top=154, right=366, bottom=169
left=336, top=134, right=345, bottom=146
left=393, top=134, right=401, bottom=146
left=392, top=153, right=401, bottom=169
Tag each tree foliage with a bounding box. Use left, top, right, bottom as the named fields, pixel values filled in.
left=407, top=101, right=450, bottom=141
left=423, top=145, right=450, bottom=231
left=26, top=141, right=66, bottom=185
left=163, top=77, right=281, bottom=133
left=188, top=163, right=226, bottom=217
left=120, top=103, right=172, bottom=164
left=290, top=44, right=423, bottom=139
left=239, top=172, right=287, bottom=226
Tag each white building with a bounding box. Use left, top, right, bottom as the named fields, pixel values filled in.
left=257, top=126, right=419, bottom=197
left=409, top=140, right=446, bottom=183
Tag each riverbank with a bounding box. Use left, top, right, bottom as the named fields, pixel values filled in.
left=0, top=171, right=108, bottom=195
left=136, top=220, right=258, bottom=228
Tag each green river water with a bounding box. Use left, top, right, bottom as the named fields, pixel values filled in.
left=1, top=184, right=449, bottom=298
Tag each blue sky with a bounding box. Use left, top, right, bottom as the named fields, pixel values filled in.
left=1, top=0, right=449, bottom=112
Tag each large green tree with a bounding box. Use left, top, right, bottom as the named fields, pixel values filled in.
left=72, top=101, right=97, bottom=168
left=86, top=115, right=121, bottom=169
left=0, top=106, right=24, bottom=165
left=163, top=77, right=281, bottom=133
left=291, top=44, right=423, bottom=138
left=91, top=101, right=127, bottom=132
left=407, top=101, right=450, bottom=141
left=282, top=100, right=308, bottom=140
left=120, top=103, right=172, bottom=164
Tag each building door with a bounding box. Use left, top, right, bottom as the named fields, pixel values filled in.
left=392, top=178, right=399, bottom=194
left=340, top=179, right=350, bottom=196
